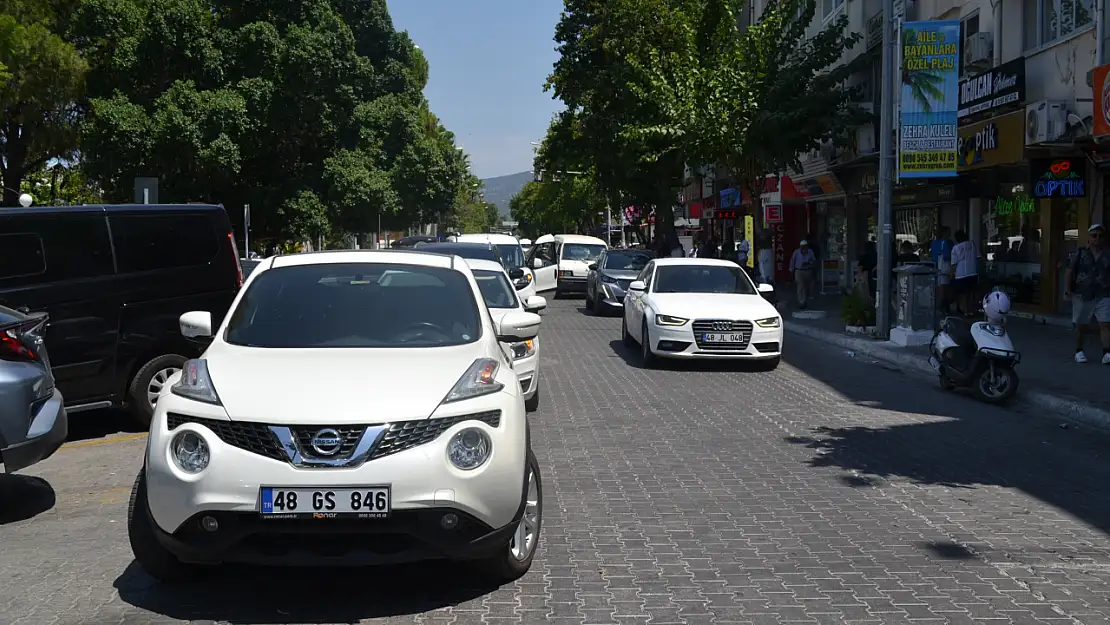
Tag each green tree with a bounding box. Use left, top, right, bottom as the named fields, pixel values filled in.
left=630, top=0, right=864, bottom=230
left=0, top=1, right=86, bottom=206
left=510, top=175, right=606, bottom=238
left=543, top=0, right=695, bottom=253
left=20, top=162, right=103, bottom=205
left=71, top=0, right=469, bottom=241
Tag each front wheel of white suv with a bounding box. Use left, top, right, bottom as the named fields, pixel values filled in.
left=473, top=449, right=542, bottom=583
left=127, top=470, right=201, bottom=583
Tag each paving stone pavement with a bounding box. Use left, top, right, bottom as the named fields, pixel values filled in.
left=4, top=297, right=1110, bottom=624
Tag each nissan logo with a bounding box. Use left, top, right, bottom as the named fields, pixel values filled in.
left=310, top=429, right=343, bottom=456
left=712, top=321, right=731, bottom=332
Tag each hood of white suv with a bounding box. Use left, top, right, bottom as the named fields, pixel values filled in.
left=202, top=342, right=486, bottom=424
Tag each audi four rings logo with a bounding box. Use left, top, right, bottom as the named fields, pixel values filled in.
left=712, top=321, right=731, bottom=332
left=311, top=429, right=343, bottom=456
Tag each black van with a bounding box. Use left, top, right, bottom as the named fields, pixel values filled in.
left=0, top=204, right=242, bottom=426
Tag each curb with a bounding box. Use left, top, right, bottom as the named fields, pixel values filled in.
left=785, top=320, right=1110, bottom=431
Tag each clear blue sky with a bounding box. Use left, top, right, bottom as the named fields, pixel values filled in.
left=386, top=0, right=565, bottom=180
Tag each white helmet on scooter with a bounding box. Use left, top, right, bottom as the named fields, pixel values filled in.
left=982, top=289, right=1011, bottom=323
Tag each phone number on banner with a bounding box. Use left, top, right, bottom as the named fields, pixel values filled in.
left=900, top=151, right=956, bottom=173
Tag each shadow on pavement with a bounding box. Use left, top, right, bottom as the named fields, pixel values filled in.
left=607, top=339, right=778, bottom=373
left=0, top=475, right=56, bottom=524
left=113, top=560, right=499, bottom=623
left=66, top=408, right=145, bottom=443
left=782, top=334, right=1110, bottom=538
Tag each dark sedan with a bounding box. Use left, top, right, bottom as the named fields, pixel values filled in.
left=585, top=249, right=653, bottom=314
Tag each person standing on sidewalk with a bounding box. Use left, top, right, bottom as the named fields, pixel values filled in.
left=1064, top=224, right=1110, bottom=364
left=789, top=239, right=817, bottom=309
left=930, top=226, right=954, bottom=314
left=949, top=230, right=979, bottom=316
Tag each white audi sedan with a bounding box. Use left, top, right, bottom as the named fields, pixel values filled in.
left=467, top=259, right=547, bottom=412
left=128, top=250, right=543, bottom=583
left=622, top=258, right=782, bottom=368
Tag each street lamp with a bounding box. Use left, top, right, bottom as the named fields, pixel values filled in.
left=18, top=193, right=32, bottom=208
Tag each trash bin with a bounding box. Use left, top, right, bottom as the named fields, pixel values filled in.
left=894, top=264, right=937, bottom=332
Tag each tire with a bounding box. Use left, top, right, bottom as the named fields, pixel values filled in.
left=585, top=288, right=595, bottom=313
left=128, top=354, right=188, bottom=428
left=622, top=315, right=635, bottom=348
left=641, top=322, right=658, bottom=368
left=525, top=386, right=540, bottom=412
left=973, top=365, right=1019, bottom=404
left=127, top=470, right=199, bottom=583
left=472, top=449, right=542, bottom=583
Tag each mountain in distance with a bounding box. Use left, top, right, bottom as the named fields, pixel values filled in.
left=481, top=171, right=532, bottom=217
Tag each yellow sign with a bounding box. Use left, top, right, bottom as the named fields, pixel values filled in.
left=744, top=215, right=754, bottom=268
left=957, top=110, right=1024, bottom=171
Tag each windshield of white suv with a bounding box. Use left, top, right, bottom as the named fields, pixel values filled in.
left=604, top=252, right=652, bottom=271
left=473, top=269, right=519, bottom=309
left=562, top=243, right=606, bottom=262
left=225, top=263, right=482, bottom=347
left=653, top=265, right=757, bottom=295
left=495, top=244, right=526, bottom=269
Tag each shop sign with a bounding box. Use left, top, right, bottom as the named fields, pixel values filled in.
left=764, top=204, right=783, bottom=223
left=1030, top=158, right=1086, bottom=198
left=892, top=184, right=956, bottom=205
left=956, top=110, right=1023, bottom=170
left=866, top=12, right=883, bottom=50
left=772, top=223, right=787, bottom=275
left=713, top=209, right=743, bottom=220
left=993, top=196, right=1035, bottom=214
left=899, top=20, right=961, bottom=179
left=957, top=57, right=1025, bottom=120
left=1092, top=64, right=1110, bottom=138
left=689, top=202, right=703, bottom=219
left=720, top=188, right=743, bottom=208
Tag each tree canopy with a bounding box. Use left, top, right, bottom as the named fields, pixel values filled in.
left=528, top=0, right=864, bottom=245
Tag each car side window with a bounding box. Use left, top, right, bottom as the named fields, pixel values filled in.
left=535, top=243, right=553, bottom=264
left=637, top=263, right=654, bottom=289
left=0, top=214, right=115, bottom=287
left=595, top=251, right=606, bottom=269
left=110, top=213, right=219, bottom=273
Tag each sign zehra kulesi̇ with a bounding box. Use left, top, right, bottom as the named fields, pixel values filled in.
left=899, top=20, right=961, bottom=179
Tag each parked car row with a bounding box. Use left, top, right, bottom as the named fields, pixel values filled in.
left=523, top=232, right=783, bottom=369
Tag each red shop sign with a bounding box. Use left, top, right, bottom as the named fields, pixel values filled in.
left=764, top=203, right=783, bottom=223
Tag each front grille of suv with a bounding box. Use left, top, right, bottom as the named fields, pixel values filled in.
left=166, top=410, right=502, bottom=464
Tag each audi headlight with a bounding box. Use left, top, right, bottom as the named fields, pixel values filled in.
left=442, top=358, right=504, bottom=403
left=511, top=339, right=536, bottom=360
left=171, top=430, right=210, bottom=473
left=655, top=314, right=689, bottom=326
left=755, top=316, right=781, bottom=328
left=170, top=359, right=222, bottom=405
left=447, top=427, right=492, bottom=470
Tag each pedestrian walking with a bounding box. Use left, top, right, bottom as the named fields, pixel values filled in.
left=1064, top=224, right=1110, bottom=363
left=949, top=230, right=979, bottom=316
left=789, top=239, right=817, bottom=309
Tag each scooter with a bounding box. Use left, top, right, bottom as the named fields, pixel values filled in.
left=928, top=290, right=1020, bottom=404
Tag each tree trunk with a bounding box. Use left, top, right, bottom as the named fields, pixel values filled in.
left=654, top=170, right=679, bottom=256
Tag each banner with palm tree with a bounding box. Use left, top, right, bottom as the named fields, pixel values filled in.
left=899, top=20, right=961, bottom=179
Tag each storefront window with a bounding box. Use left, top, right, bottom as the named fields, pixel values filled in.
left=894, top=207, right=937, bottom=258
left=982, top=188, right=1041, bottom=306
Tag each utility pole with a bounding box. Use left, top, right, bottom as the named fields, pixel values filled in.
left=875, top=0, right=897, bottom=338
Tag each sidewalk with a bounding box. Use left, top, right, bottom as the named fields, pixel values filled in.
left=776, top=287, right=1110, bottom=429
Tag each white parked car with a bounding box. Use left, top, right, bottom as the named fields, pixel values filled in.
left=448, top=233, right=537, bottom=302
left=128, top=250, right=544, bottom=583
left=526, top=234, right=608, bottom=296
left=467, top=259, right=547, bottom=412
left=621, top=258, right=782, bottom=368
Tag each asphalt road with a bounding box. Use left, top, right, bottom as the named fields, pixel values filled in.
left=4, top=298, right=1110, bottom=624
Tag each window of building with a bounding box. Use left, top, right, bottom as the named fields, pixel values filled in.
left=110, top=214, right=219, bottom=273
left=1024, top=0, right=1094, bottom=50
left=822, top=0, right=844, bottom=21
left=959, top=12, right=980, bottom=78
left=981, top=188, right=1042, bottom=307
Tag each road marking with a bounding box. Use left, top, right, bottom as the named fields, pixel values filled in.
left=61, top=433, right=147, bottom=449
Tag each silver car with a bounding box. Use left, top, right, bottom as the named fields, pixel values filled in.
left=0, top=305, right=67, bottom=474
left=585, top=249, right=653, bottom=314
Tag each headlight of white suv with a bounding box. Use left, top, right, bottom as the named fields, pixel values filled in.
left=655, top=314, right=689, bottom=326
left=170, top=359, right=222, bottom=405
left=171, top=430, right=210, bottom=473
left=447, top=428, right=492, bottom=470
left=442, top=358, right=504, bottom=403
left=755, top=316, right=781, bottom=328
left=510, top=339, right=536, bottom=360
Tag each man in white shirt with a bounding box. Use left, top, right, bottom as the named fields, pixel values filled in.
left=949, top=230, right=979, bottom=315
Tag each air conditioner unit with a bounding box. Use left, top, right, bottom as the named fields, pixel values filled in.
left=1025, top=100, right=1069, bottom=145
left=963, top=32, right=993, bottom=73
